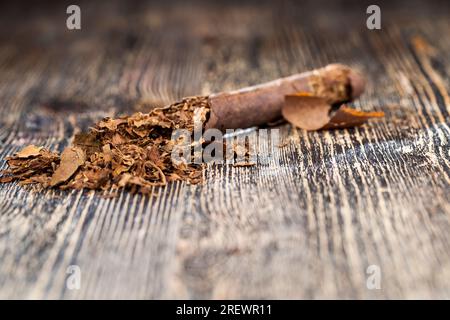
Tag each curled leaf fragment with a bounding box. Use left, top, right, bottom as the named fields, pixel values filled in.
left=282, top=93, right=384, bottom=131
left=50, top=147, right=85, bottom=186
left=14, top=145, right=43, bottom=158
left=323, top=106, right=385, bottom=129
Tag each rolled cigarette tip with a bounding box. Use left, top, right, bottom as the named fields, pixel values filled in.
left=347, top=69, right=366, bottom=99
left=322, top=63, right=366, bottom=99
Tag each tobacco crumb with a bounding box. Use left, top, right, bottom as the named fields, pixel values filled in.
left=14, top=145, right=43, bottom=158
left=277, top=140, right=290, bottom=148
left=322, top=106, right=385, bottom=129
left=282, top=93, right=384, bottom=131
left=0, top=147, right=59, bottom=185
left=0, top=96, right=209, bottom=194
left=50, top=147, right=85, bottom=186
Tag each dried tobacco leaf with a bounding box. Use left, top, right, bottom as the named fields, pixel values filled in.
left=0, top=176, right=14, bottom=183
left=73, top=132, right=101, bottom=156
left=14, top=145, right=43, bottom=158
left=0, top=148, right=59, bottom=184
left=282, top=94, right=331, bottom=131
left=282, top=93, right=384, bottom=130
left=323, top=106, right=385, bottom=129
left=50, top=147, right=85, bottom=186
left=0, top=96, right=209, bottom=194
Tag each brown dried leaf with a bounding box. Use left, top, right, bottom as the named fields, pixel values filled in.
left=0, top=148, right=59, bottom=184
left=102, top=144, right=112, bottom=163
left=73, top=132, right=101, bottom=156
left=324, top=106, right=385, bottom=129
left=0, top=176, right=14, bottom=183
left=282, top=93, right=384, bottom=130
left=14, top=145, right=43, bottom=158
left=98, top=118, right=127, bottom=131
left=282, top=94, right=332, bottom=130
left=50, top=147, right=85, bottom=186
left=111, top=133, right=127, bottom=145
left=1, top=96, right=209, bottom=194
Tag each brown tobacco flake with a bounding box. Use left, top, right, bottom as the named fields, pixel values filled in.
left=0, top=148, right=59, bottom=184
left=323, top=106, right=385, bottom=129
left=50, top=147, right=85, bottom=186
left=73, top=132, right=101, bottom=156
left=282, top=93, right=384, bottom=131
left=282, top=94, right=331, bottom=131
left=0, top=96, right=209, bottom=195
left=14, top=145, right=43, bottom=158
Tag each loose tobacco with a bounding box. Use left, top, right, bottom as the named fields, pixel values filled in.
left=0, top=96, right=209, bottom=194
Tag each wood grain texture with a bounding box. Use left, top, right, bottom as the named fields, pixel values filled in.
left=0, top=0, right=449, bottom=299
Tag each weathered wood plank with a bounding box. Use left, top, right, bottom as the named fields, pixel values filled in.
left=0, top=0, right=449, bottom=299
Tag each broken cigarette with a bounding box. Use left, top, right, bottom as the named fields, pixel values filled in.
left=205, top=63, right=366, bottom=130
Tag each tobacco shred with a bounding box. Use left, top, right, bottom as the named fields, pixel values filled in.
left=14, top=145, right=43, bottom=158
left=322, top=106, right=385, bottom=129
left=282, top=93, right=384, bottom=131
left=50, top=147, right=85, bottom=186
left=0, top=96, right=209, bottom=194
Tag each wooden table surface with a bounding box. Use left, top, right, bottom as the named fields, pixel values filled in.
left=0, top=0, right=449, bottom=299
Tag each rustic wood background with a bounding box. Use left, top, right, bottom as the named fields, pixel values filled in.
left=0, top=0, right=449, bottom=299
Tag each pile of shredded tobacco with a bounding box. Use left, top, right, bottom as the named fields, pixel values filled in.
left=0, top=96, right=209, bottom=194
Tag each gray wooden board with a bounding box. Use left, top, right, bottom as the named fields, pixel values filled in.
left=0, top=0, right=449, bottom=299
